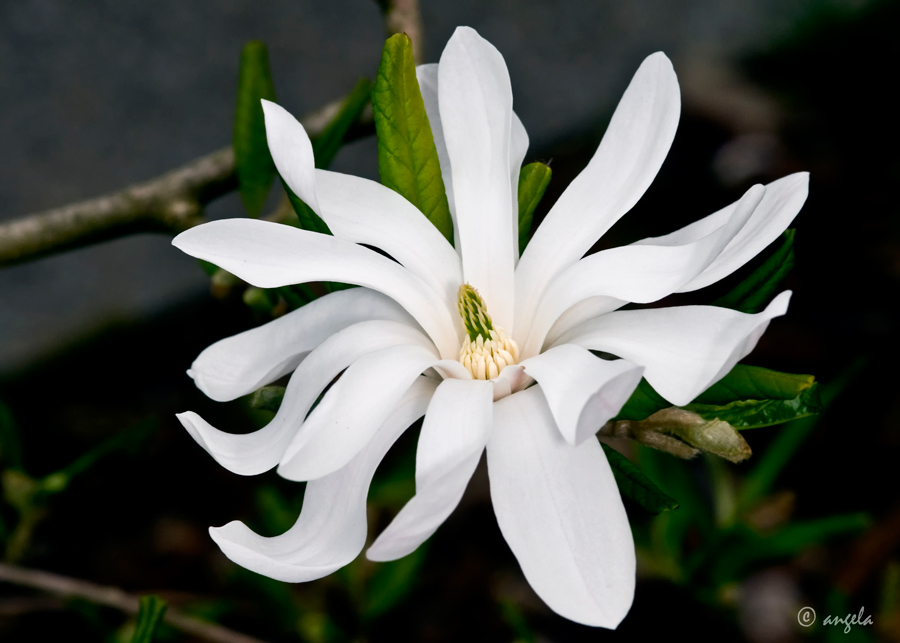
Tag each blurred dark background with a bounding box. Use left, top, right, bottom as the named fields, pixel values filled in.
left=1, top=0, right=899, bottom=641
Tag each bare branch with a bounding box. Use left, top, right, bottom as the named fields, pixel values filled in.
left=0, top=562, right=270, bottom=643
left=0, top=97, right=366, bottom=267
left=379, top=0, right=424, bottom=63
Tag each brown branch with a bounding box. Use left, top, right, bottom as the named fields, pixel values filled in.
left=0, top=97, right=356, bottom=267
left=0, top=562, right=270, bottom=643
left=379, top=0, right=424, bottom=63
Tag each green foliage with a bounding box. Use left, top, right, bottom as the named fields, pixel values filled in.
left=684, top=383, right=822, bottom=430
left=129, top=595, right=168, bottom=643
left=696, top=363, right=815, bottom=405
left=373, top=34, right=453, bottom=244
left=234, top=41, right=278, bottom=217
left=249, top=386, right=287, bottom=413
left=363, top=544, right=429, bottom=619
left=601, top=443, right=678, bottom=514
left=517, top=162, right=552, bottom=254
left=613, top=378, right=670, bottom=422
left=315, top=78, right=373, bottom=169
left=714, top=229, right=795, bottom=313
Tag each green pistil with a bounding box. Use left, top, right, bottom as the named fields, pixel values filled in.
left=457, top=284, right=494, bottom=342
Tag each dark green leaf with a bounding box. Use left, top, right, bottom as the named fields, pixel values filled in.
left=517, top=162, right=551, bottom=254
left=613, top=378, right=670, bottom=421
left=684, top=382, right=822, bottom=430
left=313, top=77, right=373, bottom=169
left=249, top=386, right=286, bottom=413
left=714, top=228, right=795, bottom=313
left=601, top=443, right=678, bottom=514
left=130, top=595, right=168, bottom=643
left=373, top=34, right=453, bottom=244
left=283, top=178, right=331, bottom=235
left=234, top=41, right=277, bottom=217
left=694, top=364, right=815, bottom=405
left=364, top=544, right=428, bottom=619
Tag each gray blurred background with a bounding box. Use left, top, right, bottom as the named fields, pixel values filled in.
left=0, top=0, right=855, bottom=374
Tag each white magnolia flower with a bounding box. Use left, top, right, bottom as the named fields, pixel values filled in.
left=172, top=27, right=808, bottom=628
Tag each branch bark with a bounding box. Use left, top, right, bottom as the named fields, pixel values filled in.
left=379, top=0, right=425, bottom=63
left=0, top=562, right=270, bottom=643
left=0, top=97, right=358, bottom=267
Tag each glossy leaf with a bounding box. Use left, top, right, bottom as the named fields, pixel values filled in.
left=517, top=162, right=551, bottom=253
left=373, top=34, right=453, bottom=244
left=713, top=229, right=795, bottom=313
left=684, top=383, right=822, bottom=430
left=130, top=595, right=168, bottom=643
left=234, top=41, right=277, bottom=217
left=602, top=443, right=678, bottom=514
left=613, top=378, right=670, bottom=422
left=693, top=364, right=815, bottom=406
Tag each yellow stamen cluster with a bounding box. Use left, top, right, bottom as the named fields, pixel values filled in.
left=457, top=284, right=519, bottom=380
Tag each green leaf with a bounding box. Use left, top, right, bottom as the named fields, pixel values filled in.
left=249, top=386, right=286, bottom=413
left=713, top=228, right=795, bottom=313
left=613, top=378, right=671, bottom=421
left=694, top=364, right=815, bottom=405
left=234, top=41, right=277, bottom=217
left=283, top=179, right=332, bottom=235
left=363, top=544, right=428, bottom=619
left=602, top=443, right=678, bottom=514
left=373, top=33, right=453, bottom=244
left=313, top=77, right=373, bottom=169
left=130, top=595, right=168, bottom=643
left=684, top=383, right=823, bottom=430
left=517, top=162, right=551, bottom=254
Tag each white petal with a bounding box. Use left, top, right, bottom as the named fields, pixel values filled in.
left=439, top=26, right=516, bottom=330
left=633, top=172, right=809, bottom=292
left=543, top=296, right=626, bottom=351
left=488, top=386, right=635, bottom=628
left=555, top=291, right=792, bottom=405
left=416, top=63, right=458, bottom=244
left=208, top=376, right=437, bottom=583
left=188, top=288, right=415, bottom=402
left=261, top=100, right=320, bottom=214
left=510, top=112, right=529, bottom=264
left=278, top=344, right=443, bottom=481
left=514, top=52, right=680, bottom=346
left=315, top=169, right=462, bottom=307
left=367, top=378, right=493, bottom=561
left=172, top=219, right=459, bottom=358
left=520, top=345, right=644, bottom=445
left=521, top=184, right=765, bottom=358
left=176, top=320, right=434, bottom=475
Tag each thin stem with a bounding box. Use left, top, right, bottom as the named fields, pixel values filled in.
left=0, top=563, right=270, bottom=643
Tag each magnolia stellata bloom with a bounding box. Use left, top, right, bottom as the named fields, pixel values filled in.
left=172, top=27, right=808, bottom=628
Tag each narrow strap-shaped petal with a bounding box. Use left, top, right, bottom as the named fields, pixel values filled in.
left=277, top=344, right=445, bottom=481
left=416, top=63, right=458, bottom=244
left=176, top=320, right=435, bottom=475
left=554, top=291, right=791, bottom=405
left=632, top=172, right=809, bottom=292
left=189, top=288, right=415, bottom=402
left=315, top=169, right=462, bottom=306
left=173, top=219, right=459, bottom=358
left=208, top=376, right=438, bottom=583
left=520, top=345, right=644, bottom=446
left=543, top=296, right=626, bottom=351
left=261, top=99, right=320, bottom=214
left=367, top=378, right=493, bottom=561
left=509, top=112, right=529, bottom=264
left=439, top=26, right=516, bottom=330
left=521, top=184, right=765, bottom=358
left=487, top=386, right=635, bottom=628
left=514, top=52, right=680, bottom=345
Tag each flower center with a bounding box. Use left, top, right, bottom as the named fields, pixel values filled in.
left=457, top=284, right=519, bottom=380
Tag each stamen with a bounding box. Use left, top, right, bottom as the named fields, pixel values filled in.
left=456, top=284, right=519, bottom=379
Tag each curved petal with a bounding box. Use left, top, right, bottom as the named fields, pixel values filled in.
left=261, top=100, right=320, bottom=214
left=633, top=173, right=809, bottom=292
left=514, top=52, right=680, bottom=346
left=510, top=112, right=529, bottom=264
left=208, top=376, right=437, bottom=583
left=277, top=344, right=443, bottom=481
left=543, top=296, right=626, bottom=351
left=367, top=378, right=493, bottom=561
left=315, top=169, right=462, bottom=307
left=520, top=345, right=644, bottom=446
left=172, top=219, right=459, bottom=358
left=555, top=291, right=791, bottom=405
left=521, top=184, right=765, bottom=358
left=416, top=63, right=458, bottom=244
left=189, top=288, right=415, bottom=402
left=487, top=386, right=635, bottom=628
left=439, top=26, right=516, bottom=330
left=176, top=320, right=435, bottom=475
